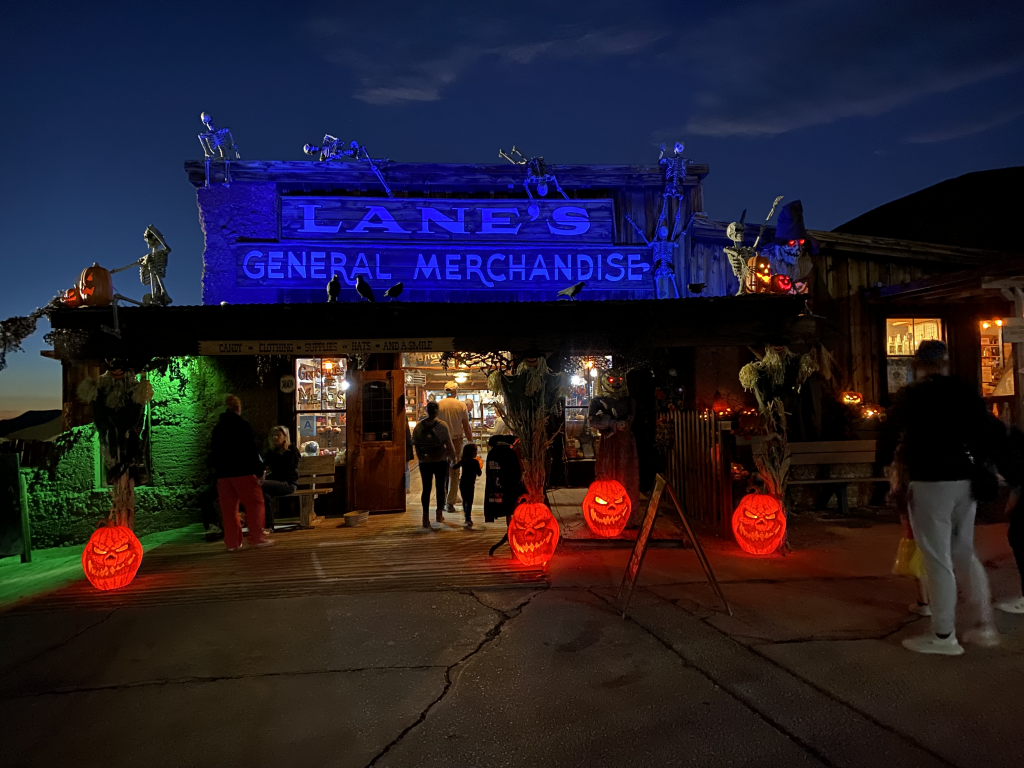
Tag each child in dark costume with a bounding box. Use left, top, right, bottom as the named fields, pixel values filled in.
left=457, top=443, right=483, bottom=529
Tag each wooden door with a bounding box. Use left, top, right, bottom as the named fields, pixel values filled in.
left=347, top=368, right=407, bottom=513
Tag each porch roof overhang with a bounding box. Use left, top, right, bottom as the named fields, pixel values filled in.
left=866, top=256, right=1024, bottom=308
left=47, top=296, right=819, bottom=362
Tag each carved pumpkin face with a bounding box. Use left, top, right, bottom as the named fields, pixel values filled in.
left=841, top=391, right=863, bottom=405
left=62, top=286, right=83, bottom=307
left=744, top=254, right=772, bottom=293
left=82, top=525, right=143, bottom=590
left=78, top=263, right=114, bottom=307
left=770, top=274, right=792, bottom=294
left=509, top=502, right=560, bottom=566
left=732, top=492, right=786, bottom=555
left=583, top=479, right=631, bottom=537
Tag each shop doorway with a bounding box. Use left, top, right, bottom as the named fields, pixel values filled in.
left=347, top=367, right=407, bottom=514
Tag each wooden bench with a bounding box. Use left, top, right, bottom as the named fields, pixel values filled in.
left=743, top=438, right=887, bottom=515
left=269, top=455, right=336, bottom=529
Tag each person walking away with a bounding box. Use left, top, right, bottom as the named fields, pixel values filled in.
left=262, top=425, right=299, bottom=533
left=438, top=381, right=474, bottom=515
left=993, top=425, right=1024, bottom=613
left=880, top=341, right=998, bottom=655
left=484, top=435, right=525, bottom=555
left=888, top=443, right=931, bottom=616
left=457, top=443, right=483, bottom=529
left=211, top=395, right=273, bottom=551
left=412, top=401, right=456, bottom=528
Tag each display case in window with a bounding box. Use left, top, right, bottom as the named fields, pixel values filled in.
left=885, top=317, right=944, bottom=394
left=980, top=319, right=1015, bottom=398
left=295, top=357, right=348, bottom=462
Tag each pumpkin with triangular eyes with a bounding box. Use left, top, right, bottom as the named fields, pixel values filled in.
left=731, top=492, right=786, bottom=555
left=583, top=478, right=631, bottom=537
left=82, top=525, right=143, bottom=590
left=509, top=501, right=559, bottom=566
left=744, top=254, right=772, bottom=294
left=77, top=263, right=114, bottom=307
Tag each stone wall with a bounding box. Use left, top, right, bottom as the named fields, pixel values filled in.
left=23, top=355, right=270, bottom=548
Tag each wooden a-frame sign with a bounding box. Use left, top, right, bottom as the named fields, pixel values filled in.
left=616, top=473, right=730, bottom=619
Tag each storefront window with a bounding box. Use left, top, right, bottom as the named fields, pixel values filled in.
left=980, top=319, right=1015, bottom=398
left=296, top=357, right=347, bottom=460
left=885, top=318, right=943, bottom=394
left=362, top=380, right=393, bottom=442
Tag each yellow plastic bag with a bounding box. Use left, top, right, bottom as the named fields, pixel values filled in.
left=892, top=537, right=923, bottom=579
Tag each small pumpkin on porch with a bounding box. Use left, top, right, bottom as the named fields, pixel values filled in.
left=82, top=524, right=143, bottom=590
left=77, top=263, right=114, bottom=307
left=582, top=478, right=631, bottom=538
left=509, top=500, right=560, bottom=566
left=731, top=490, right=786, bottom=555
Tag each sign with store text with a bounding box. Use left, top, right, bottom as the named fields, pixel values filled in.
left=1001, top=318, right=1024, bottom=344
left=280, top=197, right=615, bottom=243
left=198, top=338, right=454, bottom=356
left=234, top=245, right=653, bottom=291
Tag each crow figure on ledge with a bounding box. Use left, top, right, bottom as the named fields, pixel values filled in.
left=327, top=274, right=341, bottom=303
left=384, top=282, right=404, bottom=301
left=557, top=281, right=585, bottom=300
left=355, top=275, right=376, bottom=302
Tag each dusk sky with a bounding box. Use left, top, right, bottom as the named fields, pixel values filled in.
left=2, top=0, right=1022, bottom=415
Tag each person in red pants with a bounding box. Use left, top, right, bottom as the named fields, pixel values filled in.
left=211, top=395, right=274, bottom=551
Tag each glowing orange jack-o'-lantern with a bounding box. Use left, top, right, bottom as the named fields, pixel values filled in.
left=744, top=254, right=772, bottom=294
left=82, top=525, right=143, bottom=590
left=583, top=478, right=631, bottom=538
left=61, top=286, right=83, bottom=308
left=770, top=274, right=793, bottom=294
left=732, top=491, right=786, bottom=555
left=77, top=263, right=114, bottom=307
left=509, top=501, right=560, bottom=566
left=841, top=391, right=863, bottom=405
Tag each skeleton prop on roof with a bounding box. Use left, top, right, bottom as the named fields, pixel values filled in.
left=587, top=368, right=641, bottom=525
left=498, top=146, right=568, bottom=201
left=622, top=141, right=691, bottom=299
left=77, top=367, right=153, bottom=529
left=303, top=135, right=393, bottom=197
left=198, top=112, right=240, bottom=187
left=111, top=225, right=172, bottom=307
left=725, top=196, right=807, bottom=296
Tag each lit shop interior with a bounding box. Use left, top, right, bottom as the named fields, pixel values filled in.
left=293, top=352, right=615, bottom=468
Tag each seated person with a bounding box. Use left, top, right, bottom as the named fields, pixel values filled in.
left=262, top=425, right=300, bottom=531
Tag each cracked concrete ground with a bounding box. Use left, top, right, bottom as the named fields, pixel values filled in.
left=1, top=519, right=1021, bottom=767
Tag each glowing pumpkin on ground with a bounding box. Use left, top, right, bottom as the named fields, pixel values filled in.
left=509, top=501, right=560, bottom=566
left=770, top=274, right=793, bottom=294
left=732, top=491, right=786, bottom=555
left=78, top=263, right=114, bottom=307
left=583, top=478, right=631, bottom=538
left=82, top=525, right=143, bottom=590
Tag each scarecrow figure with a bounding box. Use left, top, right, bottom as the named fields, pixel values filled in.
left=198, top=112, right=240, bottom=187
left=77, top=367, right=153, bottom=529
left=769, top=200, right=818, bottom=292
left=588, top=369, right=641, bottom=525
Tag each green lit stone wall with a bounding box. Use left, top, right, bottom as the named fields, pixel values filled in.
left=22, top=355, right=277, bottom=549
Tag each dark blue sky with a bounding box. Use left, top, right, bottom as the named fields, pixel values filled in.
left=2, top=0, right=1022, bottom=414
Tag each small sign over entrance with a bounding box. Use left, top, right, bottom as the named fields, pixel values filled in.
left=1001, top=318, right=1024, bottom=344
left=198, top=338, right=454, bottom=355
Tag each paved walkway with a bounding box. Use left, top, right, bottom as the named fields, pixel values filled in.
left=1, top=515, right=1021, bottom=768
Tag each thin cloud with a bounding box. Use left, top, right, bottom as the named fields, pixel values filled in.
left=905, top=105, right=1024, bottom=144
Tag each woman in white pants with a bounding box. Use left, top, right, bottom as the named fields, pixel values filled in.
left=883, top=341, right=1000, bottom=656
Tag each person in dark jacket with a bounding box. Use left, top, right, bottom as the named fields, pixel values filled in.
left=262, top=425, right=300, bottom=532
left=412, top=401, right=456, bottom=529
left=484, top=435, right=525, bottom=555
left=879, top=341, right=997, bottom=655
left=456, top=442, right=483, bottom=529
left=211, top=395, right=272, bottom=550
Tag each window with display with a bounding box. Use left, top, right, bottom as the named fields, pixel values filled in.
left=885, top=318, right=943, bottom=394
left=361, top=380, right=393, bottom=442
left=295, top=357, right=348, bottom=460
left=980, top=319, right=1015, bottom=399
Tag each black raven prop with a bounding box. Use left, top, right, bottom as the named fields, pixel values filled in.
left=383, top=282, right=404, bottom=300
left=557, top=281, right=585, bottom=300
left=355, top=275, right=376, bottom=302
left=326, top=274, right=341, bottom=303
